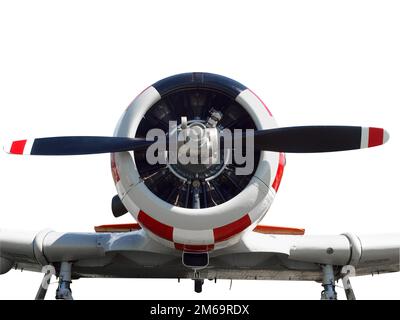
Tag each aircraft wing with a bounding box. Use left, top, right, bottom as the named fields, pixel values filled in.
left=1, top=228, right=399, bottom=281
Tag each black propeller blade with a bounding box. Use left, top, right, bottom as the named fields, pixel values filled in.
left=5, top=136, right=154, bottom=155
left=248, top=126, right=389, bottom=153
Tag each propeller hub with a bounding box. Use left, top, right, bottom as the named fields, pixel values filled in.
left=168, top=119, right=225, bottom=181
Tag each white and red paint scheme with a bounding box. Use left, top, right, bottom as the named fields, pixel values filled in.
left=111, top=75, right=283, bottom=252
left=3, top=73, right=389, bottom=255
left=1, top=73, right=397, bottom=300
left=108, top=73, right=387, bottom=252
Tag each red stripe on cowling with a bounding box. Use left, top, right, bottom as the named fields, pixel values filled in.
left=248, top=89, right=273, bottom=116
left=174, top=243, right=214, bottom=252
left=272, top=152, right=286, bottom=192
left=110, top=153, right=120, bottom=183
left=213, top=214, right=252, bottom=243
left=368, top=127, right=384, bottom=147
left=10, top=140, right=27, bottom=154
left=137, top=210, right=173, bottom=241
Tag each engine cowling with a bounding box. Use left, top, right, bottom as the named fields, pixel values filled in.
left=111, top=73, right=285, bottom=251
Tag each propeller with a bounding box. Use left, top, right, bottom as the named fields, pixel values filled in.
left=4, top=136, right=154, bottom=156
left=4, top=126, right=388, bottom=156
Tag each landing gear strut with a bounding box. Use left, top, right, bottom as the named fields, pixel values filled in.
left=56, top=262, right=73, bottom=300
left=320, top=264, right=337, bottom=300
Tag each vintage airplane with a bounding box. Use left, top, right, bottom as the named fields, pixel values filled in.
left=0, top=72, right=399, bottom=300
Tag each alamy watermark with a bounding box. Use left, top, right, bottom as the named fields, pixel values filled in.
left=145, top=121, right=255, bottom=175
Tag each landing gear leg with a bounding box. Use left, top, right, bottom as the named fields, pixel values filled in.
left=56, top=262, right=73, bottom=300
left=320, top=264, right=337, bottom=300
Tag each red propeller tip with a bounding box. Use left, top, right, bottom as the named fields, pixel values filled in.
left=361, top=127, right=390, bottom=149
left=4, top=139, right=32, bottom=155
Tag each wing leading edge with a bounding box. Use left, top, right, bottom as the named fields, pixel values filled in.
left=1, top=229, right=399, bottom=280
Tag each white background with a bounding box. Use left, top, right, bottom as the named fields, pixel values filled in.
left=0, top=0, right=399, bottom=299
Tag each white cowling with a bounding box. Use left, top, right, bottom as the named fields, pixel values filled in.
left=111, top=76, right=282, bottom=250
